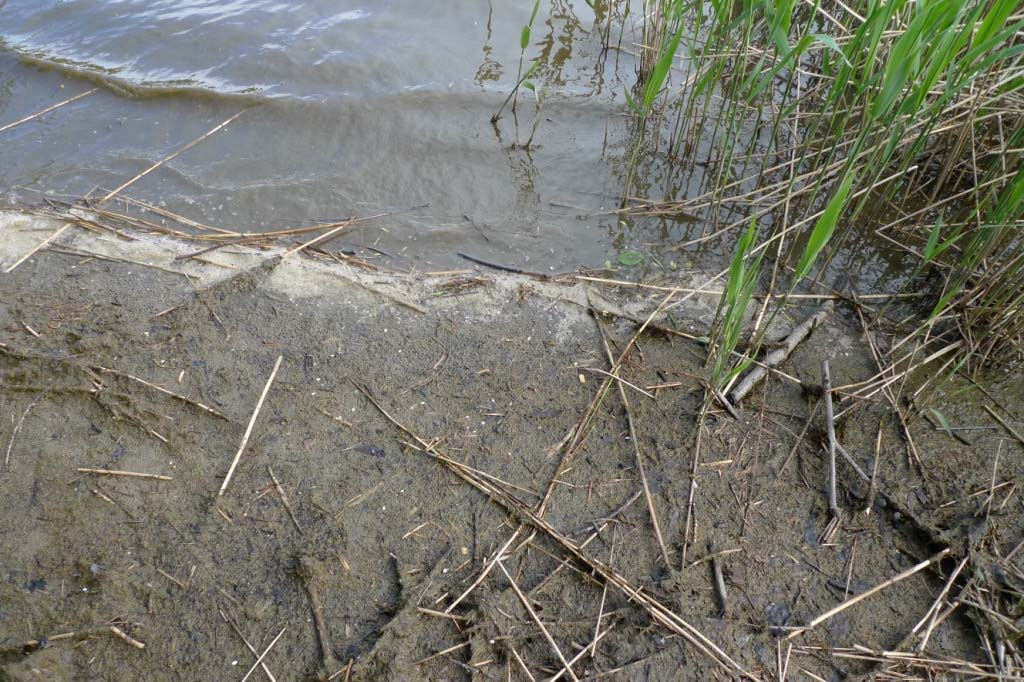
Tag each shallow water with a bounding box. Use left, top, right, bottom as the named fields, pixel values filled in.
left=0, top=1, right=643, bottom=269
left=0, top=0, right=916, bottom=284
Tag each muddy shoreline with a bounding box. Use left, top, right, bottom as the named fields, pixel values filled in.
left=1, top=210, right=1018, bottom=681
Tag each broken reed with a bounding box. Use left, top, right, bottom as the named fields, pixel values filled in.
left=620, top=0, right=1024, bottom=376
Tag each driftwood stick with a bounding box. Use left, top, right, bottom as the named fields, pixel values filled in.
left=298, top=556, right=338, bottom=679
left=729, top=301, right=833, bottom=403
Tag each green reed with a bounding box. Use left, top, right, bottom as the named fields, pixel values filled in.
left=615, top=0, right=1023, bottom=378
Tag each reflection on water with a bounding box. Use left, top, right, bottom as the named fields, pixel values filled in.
left=0, top=0, right=917, bottom=287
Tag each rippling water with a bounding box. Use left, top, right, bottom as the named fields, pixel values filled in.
left=0, top=0, right=913, bottom=282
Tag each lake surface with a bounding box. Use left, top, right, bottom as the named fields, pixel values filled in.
left=0, top=0, right=912, bottom=284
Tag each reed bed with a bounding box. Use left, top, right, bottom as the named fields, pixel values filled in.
left=606, top=0, right=1024, bottom=383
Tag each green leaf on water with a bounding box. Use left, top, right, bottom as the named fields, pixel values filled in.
left=618, top=251, right=644, bottom=266
left=521, top=25, right=531, bottom=50
left=522, top=80, right=536, bottom=93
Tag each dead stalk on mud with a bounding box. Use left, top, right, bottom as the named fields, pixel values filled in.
left=356, top=382, right=752, bottom=679
left=497, top=559, right=580, bottom=682
left=4, top=394, right=42, bottom=470
left=218, top=354, right=283, bottom=497
left=77, top=468, right=172, bottom=481
left=785, top=548, right=950, bottom=641
left=820, top=360, right=840, bottom=543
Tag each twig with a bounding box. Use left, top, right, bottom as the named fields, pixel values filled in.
left=5, top=394, right=42, bottom=469
left=109, top=626, right=145, bottom=649
left=821, top=360, right=840, bottom=541
left=356, top=383, right=752, bottom=679
left=100, top=110, right=246, bottom=203
left=710, top=543, right=729, bottom=618
left=729, top=302, right=833, bottom=403
left=4, top=224, right=70, bottom=273
left=863, top=423, right=882, bottom=515
left=0, top=88, right=98, bottom=134
left=95, top=366, right=229, bottom=420
left=591, top=525, right=615, bottom=658
left=218, top=355, right=283, bottom=497
left=220, top=608, right=279, bottom=682
left=596, top=320, right=670, bottom=567
left=497, top=560, right=580, bottom=682
left=298, top=556, right=339, bottom=678
left=268, top=466, right=303, bottom=532
left=984, top=405, right=1024, bottom=449
left=458, top=252, right=546, bottom=277
left=240, top=627, right=287, bottom=682
left=785, top=548, right=950, bottom=640
left=913, top=555, right=969, bottom=652
left=833, top=442, right=869, bottom=482
left=77, top=468, right=171, bottom=481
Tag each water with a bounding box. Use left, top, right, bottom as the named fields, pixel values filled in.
left=0, top=0, right=915, bottom=284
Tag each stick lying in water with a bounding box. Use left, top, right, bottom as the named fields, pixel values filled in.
left=729, top=301, right=833, bottom=404
left=0, top=88, right=98, bottom=134
left=100, top=109, right=246, bottom=204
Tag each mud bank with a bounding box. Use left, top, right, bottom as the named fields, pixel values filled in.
left=0, top=210, right=1018, bottom=681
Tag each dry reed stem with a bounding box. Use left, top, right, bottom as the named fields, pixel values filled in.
left=785, top=548, right=950, bottom=640
left=220, top=608, right=279, bottom=682
left=100, top=110, right=246, bottom=204
left=268, top=466, right=302, bottom=533
left=4, top=394, right=42, bottom=470
left=77, top=468, right=172, bottom=481
left=596, top=320, right=670, bottom=567
left=240, top=627, right=286, bottom=682
left=4, top=224, right=69, bottom=273
left=984, top=405, right=1024, bottom=449
left=497, top=560, right=580, bottom=682
left=108, top=626, right=145, bottom=649
left=218, top=355, right=283, bottom=497
left=549, top=625, right=613, bottom=682
left=0, top=88, right=98, bottom=134
left=95, top=365, right=229, bottom=420
left=356, top=383, right=752, bottom=679
left=913, top=555, right=969, bottom=653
